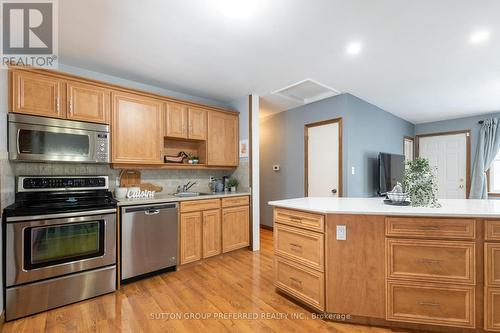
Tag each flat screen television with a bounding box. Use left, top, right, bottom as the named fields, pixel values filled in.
left=378, top=152, right=405, bottom=196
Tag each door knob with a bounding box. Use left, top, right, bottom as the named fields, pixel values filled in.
left=331, top=189, right=338, bottom=194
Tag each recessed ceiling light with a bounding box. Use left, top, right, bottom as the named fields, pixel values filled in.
left=346, top=41, right=363, bottom=55
left=469, top=30, right=491, bottom=44
left=216, top=0, right=262, bottom=18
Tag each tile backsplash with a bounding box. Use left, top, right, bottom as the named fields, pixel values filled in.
left=12, top=161, right=249, bottom=195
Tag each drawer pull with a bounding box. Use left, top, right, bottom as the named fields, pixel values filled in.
left=289, top=243, right=303, bottom=253
left=290, top=217, right=302, bottom=223
left=289, top=277, right=303, bottom=289
left=420, top=225, right=441, bottom=230
left=417, top=258, right=442, bottom=265
left=418, top=301, right=440, bottom=307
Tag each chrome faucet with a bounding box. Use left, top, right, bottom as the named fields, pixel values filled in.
left=177, top=181, right=197, bottom=193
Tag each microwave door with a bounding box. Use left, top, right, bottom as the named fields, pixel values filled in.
left=11, top=123, right=93, bottom=163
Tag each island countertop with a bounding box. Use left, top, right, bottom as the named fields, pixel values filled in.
left=268, top=197, right=500, bottom=218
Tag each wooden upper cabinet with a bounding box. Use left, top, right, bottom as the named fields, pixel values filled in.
left=207, top=111, right=239, bottom=166
left=111, top=92, right=163, bottom=164
left=164, top=102, right=188, bottom=138
left=188, top=107, right=207, bottom=140
left=11, top=70, right=65, bottom=118
left=66, top=81, right=110, bottom=124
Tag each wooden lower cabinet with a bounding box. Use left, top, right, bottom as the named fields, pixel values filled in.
left=386, top=239, right=475, bottom=284
left=179, top=212, right=202, bottom=264
left=222, top=205, right=250, bottom=253
left=486, top=288, right=500, bottom=331
left=202, top=209, right=221, bottom=258
left=272, top=209, right=500, bottom=331
left=180, top=197, right=250, bottom=265
left=386, top=281, right=475, bottom=328
left=275, top=256, right=324, bottom=311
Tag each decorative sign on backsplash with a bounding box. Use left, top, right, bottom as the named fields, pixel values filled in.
left=127, top=189, right=155, bottom=199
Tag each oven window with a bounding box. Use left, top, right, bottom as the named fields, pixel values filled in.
left=24, top=221, right=105, bottom=270
left=18, top=129, right=90, bottom=156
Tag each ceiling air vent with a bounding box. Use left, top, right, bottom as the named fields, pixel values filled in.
left=271, top=79, right=341, bottom=105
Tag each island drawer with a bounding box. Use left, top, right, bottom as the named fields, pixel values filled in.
left=221, top=196, right=250, bottom=208
left=486, top=220, right=500, bottom=241
left=274, top=256, right=324, bottom=311
left=385, top=217, right=476, bottom=239
left=274, top=208, right=324, bottom=233
left=386, top=281, right=475, bottom=328
left=386, top=239, right=475, bottom=284
left=180, top=199, right=220, bottom=213
left=486, top=243, right=500, bottom=286
left=274, top=223, right=324, bottom=271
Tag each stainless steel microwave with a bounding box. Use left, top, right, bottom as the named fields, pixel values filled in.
left=8, top=114, right=110, bottom=163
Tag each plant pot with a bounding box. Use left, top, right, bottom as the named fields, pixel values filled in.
left=231, top=186, right=237, bottom=192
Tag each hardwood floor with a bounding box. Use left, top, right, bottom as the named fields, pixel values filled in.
left=3, top=229, right=404, bottom=333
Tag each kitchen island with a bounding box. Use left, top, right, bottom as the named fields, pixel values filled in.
left=268, top=197, right=500, bottom=332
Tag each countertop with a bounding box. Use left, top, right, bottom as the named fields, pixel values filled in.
left=268, top=197, right=500, bottom=218
left=117, top=191, right=251, bottom=207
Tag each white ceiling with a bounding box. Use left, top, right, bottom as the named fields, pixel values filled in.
left=59, top=0, right=500, bottom=124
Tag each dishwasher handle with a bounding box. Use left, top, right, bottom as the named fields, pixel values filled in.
left=123, top=203, right=178, bottom=214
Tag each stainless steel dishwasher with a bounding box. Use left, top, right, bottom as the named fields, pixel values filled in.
left=121, top=203, right=178, bottom=281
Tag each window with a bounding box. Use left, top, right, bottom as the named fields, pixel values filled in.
left=489, top=151, right=500, bottom=194
left=403, top=136, right=414, bottom=163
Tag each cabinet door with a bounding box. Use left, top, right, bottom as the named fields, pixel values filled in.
left=188, top=107, right=207, bottom=140
left=207, top=111, right=239, bottom=166
left=67, top=81, right=110, bottom=124
left=165, top=102, right=188, bottom=138
left=180, top=212, right=202, bottom=264
left=202, top=209, right=221, bottom=258
left=111, top=92, right=163, bottom=164
left=222, top=206, right=249, bottom=253
left=486, top=288, right=500, bottom=331
left=11, top=70, right=65, bottom=118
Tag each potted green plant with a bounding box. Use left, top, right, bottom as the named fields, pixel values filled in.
left=403, top=157, right=441, bottom=208
left=187, top=154, right=199, bottom=164
left=227, top=178, right=239, bottom=192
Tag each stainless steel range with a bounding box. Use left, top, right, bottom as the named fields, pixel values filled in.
left=2, top=176, right=117, bottom=321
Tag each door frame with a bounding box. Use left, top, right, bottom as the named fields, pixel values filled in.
left=415, top=129, right=471, bottom=199
left=304, top=117, right=343, bottom=197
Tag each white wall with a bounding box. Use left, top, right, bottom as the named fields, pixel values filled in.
left=0, top=68, right=13, bottom=315
left=227, top=95, right=259, bottom=250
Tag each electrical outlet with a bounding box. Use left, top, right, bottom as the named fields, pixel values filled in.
left=351, top=166, right=355, bottom=175
left=336, top=225, right=346, bottom=240
left=209, top=176, right=215, bottom=182
left=115, top=177, right=120, bottom=187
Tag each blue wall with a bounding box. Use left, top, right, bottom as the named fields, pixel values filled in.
left=259, top=93, right=415, bottom=226
left=415, top=111, right=500, bottom=172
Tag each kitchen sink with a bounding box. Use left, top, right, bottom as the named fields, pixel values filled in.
left=174, top=192, right=212, bottom=197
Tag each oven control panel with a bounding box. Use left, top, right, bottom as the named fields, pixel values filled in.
left=18, top=176, right=109, bottom=191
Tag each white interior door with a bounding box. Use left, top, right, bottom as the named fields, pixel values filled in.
left=307, top=122, right=340, bottom=197
left=418, top=133, right=467, bottom=199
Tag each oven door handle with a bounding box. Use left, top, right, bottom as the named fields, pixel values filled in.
left=6, top=209, right=117, bottom=223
